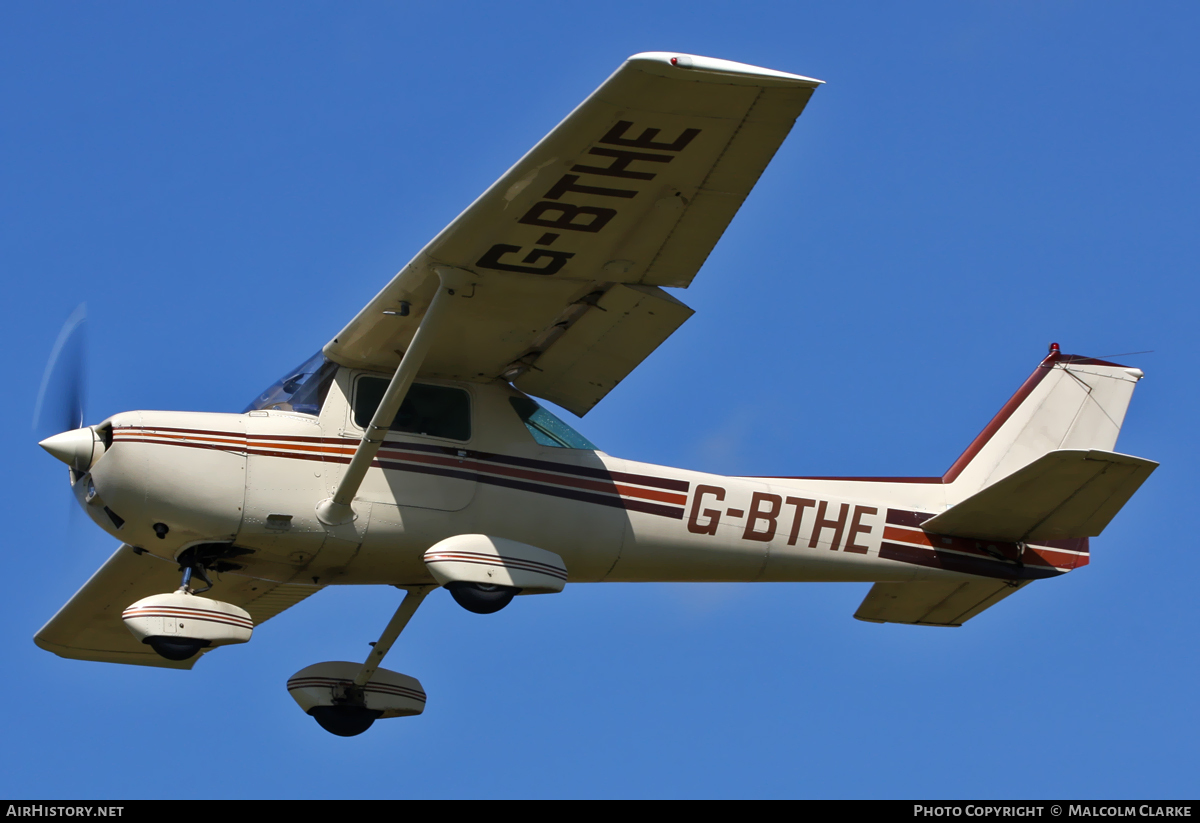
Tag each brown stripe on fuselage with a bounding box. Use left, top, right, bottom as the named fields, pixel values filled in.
left=882, top=525, right=1082, bottom=570
left=884, top=503, right=1089, bottom=566
left=113, top=427, right=689, bottom=520
left=878, top=504, right=1089, bottom=578
left=885, top=509, right=937, bottom=527
left=114, top=435, right=246, bottom=455
left=384, top=439, right=690, bottom=492
left=377, top=447, right=688, bottom=505
left=878, top=541, right=1062, bottom=580
left=116, top=426, right=689, bottom=492
left=254, top=443, right=688, bottom=518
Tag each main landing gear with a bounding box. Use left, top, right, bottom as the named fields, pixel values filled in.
left=290, top=534, right=569, bottom=736
left=446, top=581, right=519, bottom=614
left=287, top=585, right=433, bottom=737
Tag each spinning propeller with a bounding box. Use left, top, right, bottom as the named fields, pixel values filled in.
left=34, top=304, right=94, bottom=471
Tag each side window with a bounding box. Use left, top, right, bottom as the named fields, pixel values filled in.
left=354, top=378, right=471, bottom=441
left=509, top=396, right=596, bottom=449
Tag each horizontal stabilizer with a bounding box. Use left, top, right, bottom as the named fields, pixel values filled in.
left=923, top=449, right=1157, bottom=542
left=854, top=579, right=1030, bottom=627
left=36, top=545, right=321, bottom=669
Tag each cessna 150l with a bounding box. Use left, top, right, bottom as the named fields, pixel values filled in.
left=35, top=53, right=1156, bottom=736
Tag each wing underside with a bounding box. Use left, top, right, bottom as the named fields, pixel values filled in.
left=324, top=53, right=821, bottom=415
left=35, top=544, right=321, bottom=669
left=854, top=579, right=1031, bottom=627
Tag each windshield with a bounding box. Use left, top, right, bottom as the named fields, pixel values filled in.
left=244, top=352, right=338, bottom=416
left=510, top=396, right=597, bottom=449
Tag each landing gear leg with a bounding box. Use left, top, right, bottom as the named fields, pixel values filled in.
left=305, top=585, right=434, bottom=737
left=175, top=557, right=213, bottom=595
left=144, top=555, right=216, bottom=661
left=353, top=585, right=433, bottom=689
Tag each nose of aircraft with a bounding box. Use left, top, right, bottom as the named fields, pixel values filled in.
left=39, top=427, right=96, bottom=470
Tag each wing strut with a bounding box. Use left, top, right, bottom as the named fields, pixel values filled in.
left=316, top=266, right=473, bottom=526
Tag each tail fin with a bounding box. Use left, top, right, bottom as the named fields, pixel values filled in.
left=852, top=348, right=1150, bottom=629
left=943, top=345, right=1145, bottom=504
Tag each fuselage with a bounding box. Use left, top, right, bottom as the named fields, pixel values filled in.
left=75, top=366, right=1085, bottom=591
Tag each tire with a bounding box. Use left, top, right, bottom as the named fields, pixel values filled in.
left=309, top=705, right=383, bottom=737
left=145, top=636, right=207, bottom=661
left=446, top=582, right=520, bottom=614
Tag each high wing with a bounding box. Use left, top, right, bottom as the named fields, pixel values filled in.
left=35, top=545, right=322, bottom=669
left=324, top=52, right=822, bottom=416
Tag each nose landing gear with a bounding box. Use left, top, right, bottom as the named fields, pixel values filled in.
left=121, top=546, right=254, bottom=662
left=146, top=636, right=208, bottom=662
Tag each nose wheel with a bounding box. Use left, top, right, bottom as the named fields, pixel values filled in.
left=121, top=552, right=255, bottom=663
left=137, top=553, right=218, bottom=661
left=146, top=636, right=207, bottom=661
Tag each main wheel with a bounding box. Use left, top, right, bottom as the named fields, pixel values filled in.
left=309, top=705, right=383, bottom=737
left=145, top=636, right=207, bottom=661
left=446, top=582, right=520, bottom=614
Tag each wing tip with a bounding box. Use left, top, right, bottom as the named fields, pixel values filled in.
left=626, top=52, right=824, bottom=86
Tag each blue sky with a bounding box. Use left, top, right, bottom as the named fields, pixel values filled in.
left=4, top=1, right=1199, bottom=799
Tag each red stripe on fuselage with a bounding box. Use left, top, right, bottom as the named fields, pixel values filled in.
left=111, top=426, right=689, bottom=517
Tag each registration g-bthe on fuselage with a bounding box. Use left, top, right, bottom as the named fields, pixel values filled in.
left=35, top=52, right=1156, bottom=737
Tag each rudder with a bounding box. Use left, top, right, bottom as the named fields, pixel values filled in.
left=943, top=345, right=1145, bottom=504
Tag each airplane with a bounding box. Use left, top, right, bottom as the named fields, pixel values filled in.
left=34, top=52, right=1157, bottom=737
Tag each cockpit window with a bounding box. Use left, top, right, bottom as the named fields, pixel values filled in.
left=244, top=352, right=337, bottom=416
left=354, top=378, right=471, bottom=441
left=509, top=396, right=596, bottom=450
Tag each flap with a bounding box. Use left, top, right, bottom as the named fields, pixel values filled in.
left=323, top=52, right=820, bottom=414
left=924, top=449, right=1158, bottom=542
left=512, top=283, right=693, bottom=415
left=854, top=579, right=1030, bottom=627
left=35, top=544, right=322, bottom=669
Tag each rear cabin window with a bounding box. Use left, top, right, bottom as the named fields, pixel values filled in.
left=509, top=396, right=596, bottom=450
left=354, top=378, right=471, bottom=441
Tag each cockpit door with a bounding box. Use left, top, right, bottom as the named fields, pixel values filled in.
left=330, top=369, right=477, bottom=512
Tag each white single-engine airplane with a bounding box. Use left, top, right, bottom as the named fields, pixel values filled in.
left=36, top=53, right=1156, bottom=736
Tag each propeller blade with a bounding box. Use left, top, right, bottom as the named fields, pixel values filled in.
left=33, top=304, right=87, bottom=436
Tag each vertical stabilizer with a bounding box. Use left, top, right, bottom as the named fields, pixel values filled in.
left=943, top=347, right=1144, bottom=504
